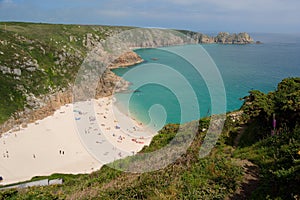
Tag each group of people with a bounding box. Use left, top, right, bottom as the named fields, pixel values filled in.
left=59, top=150, right=65, bottom=155
left=2, top=150, right=9, bottom=158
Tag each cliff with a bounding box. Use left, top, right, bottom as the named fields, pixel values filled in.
left=0, top=22, right=137, bottom=133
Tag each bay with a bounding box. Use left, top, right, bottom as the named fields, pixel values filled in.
left=113, top=34, right=300, bottom=126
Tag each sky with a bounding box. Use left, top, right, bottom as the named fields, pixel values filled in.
left=0, top=0, right=300, bottom=33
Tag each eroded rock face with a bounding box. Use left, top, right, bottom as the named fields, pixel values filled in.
left=200, top=35, right=215, bottom=44
left=214, top=32, right=254, bottom=44
left=95, top=69, right=130, bottom=98
left=0, top=90, right=73, bottom=133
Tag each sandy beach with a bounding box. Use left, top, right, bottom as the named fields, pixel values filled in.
left=0, top=97, right=155, bottom=185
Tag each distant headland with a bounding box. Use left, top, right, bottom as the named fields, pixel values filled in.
left=178, top=30, right=255, bottom=44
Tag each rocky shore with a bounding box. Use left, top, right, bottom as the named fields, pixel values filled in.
left=109, top=51, right=144, bottom=69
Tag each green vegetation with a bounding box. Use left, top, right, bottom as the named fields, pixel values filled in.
left=234, top=77, right=300, bottom=199
left=240, top=77, right=300, bottom=146
left=235, top=127, right=300, bottom=199
left=0, top=22, right=131, bottom=124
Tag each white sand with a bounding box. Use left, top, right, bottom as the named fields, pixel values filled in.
left=0, top=97, right=155, bottom=185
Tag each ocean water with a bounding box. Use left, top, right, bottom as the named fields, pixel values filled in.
left=113, top=33, right=300, bottom=126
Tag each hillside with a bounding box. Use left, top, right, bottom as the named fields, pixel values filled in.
left=0, top=78, right=299, bottom=199
left=0, top=22, right=142, bottom=133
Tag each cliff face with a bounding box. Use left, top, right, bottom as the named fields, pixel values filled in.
left=0, top=91, right=72, bottom=133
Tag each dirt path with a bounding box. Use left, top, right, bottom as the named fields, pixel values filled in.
left=227, top=125, right=260, bottom=199
left=228, top=160, right=260, bottom=200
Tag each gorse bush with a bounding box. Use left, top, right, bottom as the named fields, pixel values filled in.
left=241, top=77, right=300, bottom=140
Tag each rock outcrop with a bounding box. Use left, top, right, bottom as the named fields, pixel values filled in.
left=214, top=32, right=254, bottom=44
left=109, top=51, right=144, bottom=69
left=179, top=30, right=255, bottom=44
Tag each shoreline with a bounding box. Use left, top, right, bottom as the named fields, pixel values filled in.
left=0, top=97, right=155, bottom=185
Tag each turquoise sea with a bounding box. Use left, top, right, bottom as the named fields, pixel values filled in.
left=112, top=33, right=300, bottom=127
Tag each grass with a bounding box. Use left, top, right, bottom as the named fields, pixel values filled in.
left=0, top=22, right=132, bottom=124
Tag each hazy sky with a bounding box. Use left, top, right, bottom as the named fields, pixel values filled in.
left=0, top=0, right=300, bottom=33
